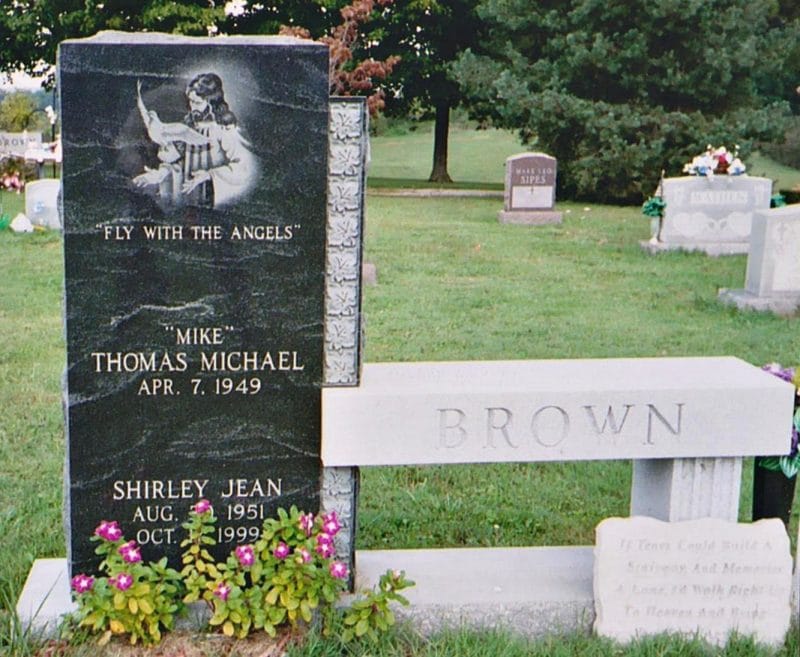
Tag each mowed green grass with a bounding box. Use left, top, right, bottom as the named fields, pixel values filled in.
left=355, top=195, right=799, bottom=553
left=0, top=229, right=65, bottom=614
left=368, top=123, right=519, bottom=187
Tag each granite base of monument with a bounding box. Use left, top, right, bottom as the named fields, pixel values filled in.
left=351, top=547, right=595, bottom=636
left=15, top=560, right=76, bottom=634
left=18, top=525, right=800, bottom=639
left=717, top=288, right=800, bottom=315
left=640, top=238, right=748, bottom=257
left=19, top=548, right=597, bottom=638
left=498, top=210, right=563, bottom=225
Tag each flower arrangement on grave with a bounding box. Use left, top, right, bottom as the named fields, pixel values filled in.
left=682, top=145, right=746, bottom=177
left=757, top=363, right=800, bottom=479
left=642, top=170, right=667, bottom=242
left=69, top=505, right=413, bottom=646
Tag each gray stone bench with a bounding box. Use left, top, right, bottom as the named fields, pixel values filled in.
left=321, top=356, right=795, bottom=635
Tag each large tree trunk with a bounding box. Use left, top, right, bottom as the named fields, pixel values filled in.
left=428, top=100, right=453, bottom=183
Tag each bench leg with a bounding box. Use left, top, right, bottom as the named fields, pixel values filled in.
left=630, top=457, right=742, bottom=521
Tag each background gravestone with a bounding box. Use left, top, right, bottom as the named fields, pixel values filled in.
left=498, top=152, right=562, bottom=225
left=25, top=179, right=61, bottom=229
left=60, top=33, right=329, bottom=574
left=644, top=175, right=772, bottom=255
left=719, top=204, right=800, bottom=313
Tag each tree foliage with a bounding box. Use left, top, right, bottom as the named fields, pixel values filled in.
left=364, top=0, right=484, bottom=181
left=0, top=92, right=43, bottom=132
left=225, top=0, right=484, bottom=182
left=454, top=0, right=797, bottom=203
left=278, top=0, right=400, bottom=115
left=1, top=1, right=223, bottom=86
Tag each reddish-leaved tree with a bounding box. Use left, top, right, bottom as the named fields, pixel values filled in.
left=280, top=0, right=399, bottom=115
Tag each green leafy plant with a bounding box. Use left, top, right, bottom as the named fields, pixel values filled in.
left=771, top=193, right=787, bottom=208
left=180, top=498, right=221, bottom=604
left=197, top=505, right=353, bottom=638
left=70, top=505, right=413, bottom=646
left=70, top=521, right=184, bottom=646
left=342, top=569, right=413, bottom=643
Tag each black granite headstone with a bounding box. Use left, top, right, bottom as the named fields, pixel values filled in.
left=59, top=33, right=329, bottom=574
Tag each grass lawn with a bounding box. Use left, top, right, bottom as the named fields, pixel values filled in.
left=356, top=195, right=799, bottom=554
left=0, top=189, right=25, bottom=219
left=368, top=123, right=520, bottom=188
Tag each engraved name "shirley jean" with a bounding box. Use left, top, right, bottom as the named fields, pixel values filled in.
left=436, top=402, right=685, bottom=449
left=112, top=477, right=283, bottom=500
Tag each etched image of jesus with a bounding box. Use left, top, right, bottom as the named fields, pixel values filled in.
left=133, top=73, right=257, bottom=208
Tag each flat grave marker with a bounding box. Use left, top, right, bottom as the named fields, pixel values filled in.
left=594, top=517, right=793, bottom=647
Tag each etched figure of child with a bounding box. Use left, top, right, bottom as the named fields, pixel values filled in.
left=133, top=73, right=257, bottom=208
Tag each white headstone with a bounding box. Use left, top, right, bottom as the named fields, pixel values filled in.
left=718, top=204, right=800, bottom=313
left=645, top=175, right=772, bottom=255
left=25, top=179, right=61, bottom=229
left=746, top=205, right=800, bottom=296
left=594, top=517, right=793, bottom=647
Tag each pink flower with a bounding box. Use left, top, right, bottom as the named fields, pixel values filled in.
left=193, top=499, right=212, bottom=514
left=118, top=540, right=142, bottom=563
left=329, top=561, right=348, bottom=580
left=295, top=547, right=312, bottom=564
left=70, top=574, right=94, bottom=594
left=214, top=581, right=231, bottom=601
left=95, top=520, right=123, bottom=542
left=316, top=541, right=334, bottom=559
left=110, top=572, right=133, bottom=591
left=235, top=544, right=255, bottom=567
left=317, top=532, right=333, bottom=546
left=298, top=512, right=314, bottom=536
left=273, top=542, right=290, bottom=560
left=322, top=511, right=341, bottom=536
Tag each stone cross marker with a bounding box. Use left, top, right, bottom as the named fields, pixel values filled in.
left=60, top=33, right=330, bottom=574
left=594, top=517, right=793, bottom=647
left=498, top=152, right=562, bottom=225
